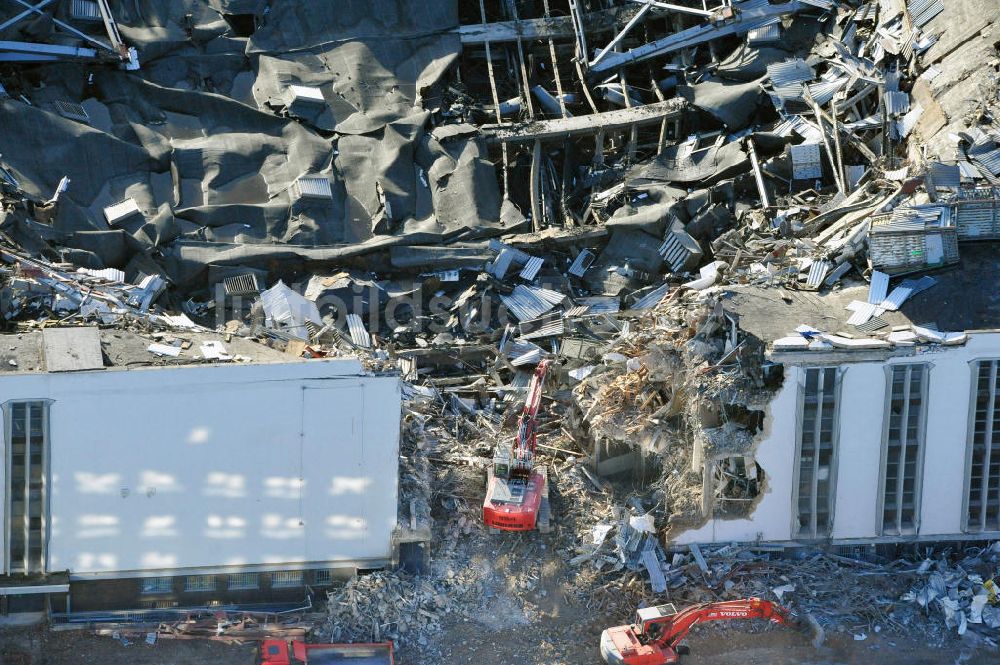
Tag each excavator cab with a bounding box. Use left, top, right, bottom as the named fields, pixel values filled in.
left=635, top=604, right=679, bottom=637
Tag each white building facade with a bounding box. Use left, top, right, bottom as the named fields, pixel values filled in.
left=0, top=355, right=400, bottom=611
left=674, top=331, right=1000, bottom=546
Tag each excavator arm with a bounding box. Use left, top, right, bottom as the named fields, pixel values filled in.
left=601, top=598, right=799, bottom=665
left=649, top=598, right=795, bottom=650
left=512, top=359, right=551, bottom=459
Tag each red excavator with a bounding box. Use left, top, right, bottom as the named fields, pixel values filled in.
left=260, top=640, right=394, bottom=664
left=482, top=359, right=551, bottom=532
left=600, top=598, right=803, bottom=664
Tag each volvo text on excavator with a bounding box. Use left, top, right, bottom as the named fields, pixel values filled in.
left=482, top=359, right=551, bottom=531
left=600, top=598, right=805, bottom=664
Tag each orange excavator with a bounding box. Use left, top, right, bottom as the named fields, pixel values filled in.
left=482, top=359, right=551, bottom=531
left=600, top=598, right=805, bottom=664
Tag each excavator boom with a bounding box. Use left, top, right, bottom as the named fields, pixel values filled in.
left=600, top=598, right=798, bottom=665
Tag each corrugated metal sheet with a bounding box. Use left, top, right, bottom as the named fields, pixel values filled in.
left=568, top=249, right=595, bottom=277
left=563, top=305, right=589, bottom=318
left=532, top=287, right=566, bottom=306
left=880, top=286, right=914, bottom=311
left=490, top=247, right=516, bottom=278
left=854, top=2, right=878, bottom=22
left=806, top=259, right=831, bottom=287
left=927, top=162, right=961, bottom=188
left=767, top=59, right=814, bottom=87
left=790, top=143, right=822, bottom=179
left=847, top=302, right=879, bottom=326
left=907, top=0, right=944, bottom=27
left=883, top=91, right=910, bottom=116
left=843, top=115, right=881, bottom=131
left=806, top=77, right=849, bottom=106
left=517, top=318, right=564, bottom=341
left=868, top=270, right=890, bottom=304
left=631, top=283, right=669, bottom=310
left=499, top=285, right=556, bottom=321
left=898, top=275, right=937, bottom=295
left=346, top=313, right=371, bottom=348
left=971, top=149, right=1000, bottom=176
left=897, top=103, right=924, bottom=138
left=519, top=256, right=544, bottom=281
left=510, top=346, right=543, bottom=367
left=577, top=296, right=620, bottom=314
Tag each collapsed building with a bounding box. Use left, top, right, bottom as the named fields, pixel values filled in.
left=0, top=0, right=998, bottom=640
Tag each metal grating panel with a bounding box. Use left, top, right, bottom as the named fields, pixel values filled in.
left=71, top=0, right=102, bottom=21
left=855, top=316, right=888, bottom=332
left=747, top=22, right=781, bottom=45
left=53, top=100, right=90, bottom=124
left=790, top=143, right=822, bottom=179
left=103, top=197, right=141, bottom=225
left=346, top=313, right=371, bottom=348
left=868, top=271, right=890, bottom=304
left=293, top=175, right=333, bottom=200
left=223, top=273, right=262, bottom=296
left=953, top=197, right=1000, bottom=240
left=519, top=255, right=544, bottom=281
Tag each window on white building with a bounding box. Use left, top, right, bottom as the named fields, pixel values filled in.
left=184, top=575, right=216, bottom=592
left=795, top=367, right=839, bottom=539
left=271, top=570, right=303, bottom=588
left=140, top=577, right=173, bottom=594
left=967, top=360, right=1000, bottom=532
left=4, top=400, right=49, bottom=575
left=228, top=572, right=260, bottom=590
left=882, top=364, right=927, bottom=535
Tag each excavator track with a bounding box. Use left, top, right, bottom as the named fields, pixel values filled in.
left=536, top=465, right=551, bottom=534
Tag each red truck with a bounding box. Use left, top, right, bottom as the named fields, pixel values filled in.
left=260, top=640, right=394, bottom=665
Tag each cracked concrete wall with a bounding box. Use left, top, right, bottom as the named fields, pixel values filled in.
left=671, top=365, right=800, bottom=545
left=672, top=331, right=1000, bottom=546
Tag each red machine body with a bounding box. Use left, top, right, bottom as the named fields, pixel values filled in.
left=483, top=360, right=551, bottom=531
left=260, top=640, right=394, bottom=665
left=599, top=599, right=797, bottom=665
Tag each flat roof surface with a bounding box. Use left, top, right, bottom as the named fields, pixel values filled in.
left=0, top=327, right=301, bottom=374
left=722, top=243, right=1000, bottom=343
